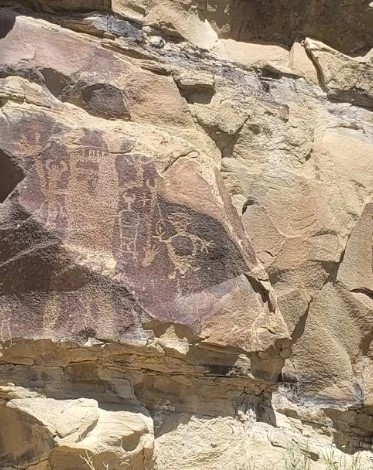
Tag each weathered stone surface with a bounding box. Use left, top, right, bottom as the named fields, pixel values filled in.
left=304, top=38, right=373, bottom=108
left=338, top=202, right=373, bottom=295
left=0, top=102, right=288, bottom=355
left=289, top=41, right=319, bottom=84
left=20, top=0, right=373, bottom=55
left=0, top=1, right=373, bottom=469
left=212, top=40, right=292, bottom=73
left=0, top=392, right=153, bottom=469
left=0, top=14, right=193, bottom=127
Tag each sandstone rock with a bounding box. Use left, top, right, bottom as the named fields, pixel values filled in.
left=289, top=41, right=319, bottom=84
left=0, top=9, right=291, bottom=361
left=0, top=103, right=288, bottom=356
left=287, top=283, right=373, bottom=404
left=304, top=38, right=373, bottom=108
left=0, top=394, right=153, bottom=469
left=0, top=14, right=193, bottom=127
left=338, top=202, right=373, bottom=295
left=212, top=39, right=292, bottom=72
left=143, top=0, right=218, bottom=50
left=1, top=1, right=373, bottom=469
left=49, top=405, right=154, bottom=470
left=174, top=70, right=215, bottom=93
left=14, top=0, right=373, bottom=56
left=0, top=402, right=56, bottom=467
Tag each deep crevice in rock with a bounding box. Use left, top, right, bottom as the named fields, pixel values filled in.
left=0, top=8, right=15, bottom=38
left=0, top=150, right=24, bottom=203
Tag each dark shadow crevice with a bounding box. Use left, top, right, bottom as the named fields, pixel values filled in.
left=0, top=8, right=15, bottom=39
left=0, top=150, right=25, bottom=203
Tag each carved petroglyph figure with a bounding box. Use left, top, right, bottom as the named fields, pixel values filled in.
left=114, top=155, right=216, bottom=281
left=57, top=140, right=120, bottom=252
left=154, top=212, right=213, bottom=280
left=116, top=155, right=161, bottom=264
left=142, top=241, right=159, bottom=267
left=117, top=209, right=141, bottom=258
left=116, top=158, right=145, bottom=260
left=17, top=130, right=44, bottom=156
left=36, top=157, right=70, bottom=230
left=75, top=160, right=99, bottom=194
left=142, top=180, right=162, bottom=267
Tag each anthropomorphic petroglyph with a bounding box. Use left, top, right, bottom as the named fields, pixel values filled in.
left=36, top=152, right=70, bottom=230
left=115, top=154, right=161, bottom=264
left=63, top=136, right=118, bottom=251
left=75, top=160, right=99, bottom=194
left=113, top=154, right=219, bottom=285
left=117, top=209, right=141, bottom=258
left=154, top=212, right=213, bottom=280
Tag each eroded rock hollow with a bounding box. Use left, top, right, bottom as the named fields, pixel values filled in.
left=0, top=1, right=372, bottom=469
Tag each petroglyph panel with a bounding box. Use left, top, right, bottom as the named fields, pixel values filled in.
left=112, top=154, right=250, bottom=329
left=3, top=127, right=271, bottom=346
left=0, top=252, right=145, bottom=343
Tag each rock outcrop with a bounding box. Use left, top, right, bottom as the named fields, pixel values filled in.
left=0, top=1, right=372, bottom=469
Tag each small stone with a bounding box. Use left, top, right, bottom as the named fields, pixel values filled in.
left=148, top=35, right=165, bottom=48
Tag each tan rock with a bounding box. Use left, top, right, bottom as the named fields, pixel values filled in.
left=9, top=397, right=98, bottom=443
left=314, top=129, right=373, bottom=237
left=22, top=0, right=373, bottom=58
left=112, top=0, right=149, bottom=22
left=0, top=394, right=153, bottom=469
left=212, top=39, right=291, bottom=72
left=0, top=404, right=55, bottom=468
left=338, top=202, right=373, bottom=294
left=304, top=38, right=373, bottom=107
left=0, top=15, right=194, bottom=128
left=145, top=0, right=218, bottom=50
left=174, top=70, right=215, bottom=93
left=288, top=283, right=373, bottom=404
left=290, top=42, right=319, bottom=84
left=113, top=0, right=219, bottom=49
left=1, top=3, right=373, bottom=469
left=154, top=414, right=253, bottom=469
left=50, top=405, right=154, bottom=470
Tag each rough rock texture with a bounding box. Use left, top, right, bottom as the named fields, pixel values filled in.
left=0, top=1, right=372, bottom=469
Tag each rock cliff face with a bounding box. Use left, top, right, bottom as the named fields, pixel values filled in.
left=0, top=1, right=372, bottom=469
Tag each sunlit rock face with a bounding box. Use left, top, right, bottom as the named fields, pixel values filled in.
left=0, top=2, right=372, bottom=469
